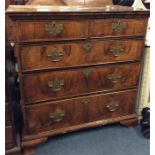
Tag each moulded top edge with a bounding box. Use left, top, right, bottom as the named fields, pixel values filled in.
left=6, top=5, right=149, bottom=14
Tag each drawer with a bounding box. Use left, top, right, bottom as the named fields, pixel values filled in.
left=23, top=63, right=140, bottom=104
left=5, top=126, right=15, bottom=150
left=90, top=19, right=147, bottom=37
left=18, top=20, right=88, bottom=41
left=25, top=89, right=136, bottom=134
left=21, top=39, right=144, bottom=72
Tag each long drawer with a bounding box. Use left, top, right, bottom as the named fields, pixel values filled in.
left=90, top=19, right=147, bottom=38
left=22, top=63, right=140, bottom=104
left=25, top=89, right=136, bottom=134
left=21, top=39, right=144, bottom=72
left=18, top=20, right=88, bottom=41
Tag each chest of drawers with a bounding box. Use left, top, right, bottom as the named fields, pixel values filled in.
left=6, top=4, right=149, bottom=155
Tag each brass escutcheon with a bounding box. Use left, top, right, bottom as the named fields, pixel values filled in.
left=112, top=21, right=127, bottom=32
left=109, top=45, right=124, bottom=57
left=50, top=110, right=65, bottom=122
left=47, top=50, right=64, bottom=62
left=81, top=98, right=90, bottom=105
left=48, top=79, right=64, bottom=91
left=83, top=43, right=93, bottom=53
left=83, top=69, right=92, bottom=78
left=106, top=100, right=120, bottom=112
left=107, top=73, right=122, bottom=83
left=45, top=22, right=63, bottom=36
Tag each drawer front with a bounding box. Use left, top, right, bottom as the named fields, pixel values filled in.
left=87, top=90, right=136, bottom=122
left=21, top=39, right=144, bottom=71
left=18, top=20, right=88, bottom=41
left=25, top=89, right=136, bottom=134
left=25, top=98, right=85, bottom=134
left=23, top=63, right=140, bottom=104
left=5, top=126, right=15, bottom=150
left=90, top=19, right=147, bottom=37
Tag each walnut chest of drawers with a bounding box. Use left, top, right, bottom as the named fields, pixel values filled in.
left=6, top=4, right=149, bottom=155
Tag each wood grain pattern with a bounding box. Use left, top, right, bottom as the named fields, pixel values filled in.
left=27, top=0, right=66, bottom=5
left=18, top=18, right=147, bottom=42
left=25, top=98, right=85, bottom=134
left=85, top=0, right=112, bottom=6
left=86, top=90, right=136, bottom=122
left=25, top=89, right=136, bottom=134
left=90, top=19, right=148, bottom=37
left=18, top=20, right=88, bottom=41
left=21, top=39, right=144, bottom=72
left=22, top=63, right=140, bottom=104
left=27, top=0, right=112, bottom=6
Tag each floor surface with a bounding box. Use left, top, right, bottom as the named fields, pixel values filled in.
left=35, top=124, right=150, bottom=155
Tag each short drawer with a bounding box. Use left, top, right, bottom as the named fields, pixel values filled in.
left=90, top=19, right=147, bottom=37
left=25, top=89, right=136, bottom=134
left=21, top=39, right=144, bottom=72
left=18, top=20, right=88, bottom=41
left=22, top=63, right=140, bottom=104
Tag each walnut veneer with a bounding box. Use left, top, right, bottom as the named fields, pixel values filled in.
left=6, top=2, right=149, bottom=154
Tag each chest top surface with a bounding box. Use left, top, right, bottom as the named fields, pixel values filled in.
left=6, top=2, right=149, bottom=20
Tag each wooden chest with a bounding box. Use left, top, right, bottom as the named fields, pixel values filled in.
left=6, top=4, right=149, bottom=155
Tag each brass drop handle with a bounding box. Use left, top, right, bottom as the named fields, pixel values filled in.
left=109, top=45, right=124, bottom=57
left=112, top=21, right=127, bottom=32
left=45, top=22, right=63, bottom=36
left=106, top=100, right=120, bottom=112
left=47, top=50, right=64, bottom=62
left=50, top=110, right=65, bottom=122
left=83, top=69, right=92, bottom=78
left=48, top=80, right=64, bottom=91
left=107, top=73, right=122, bottom=83
left=81, top=98, right=90, bottom=105
left=83, top=43, right=93, bottom=53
